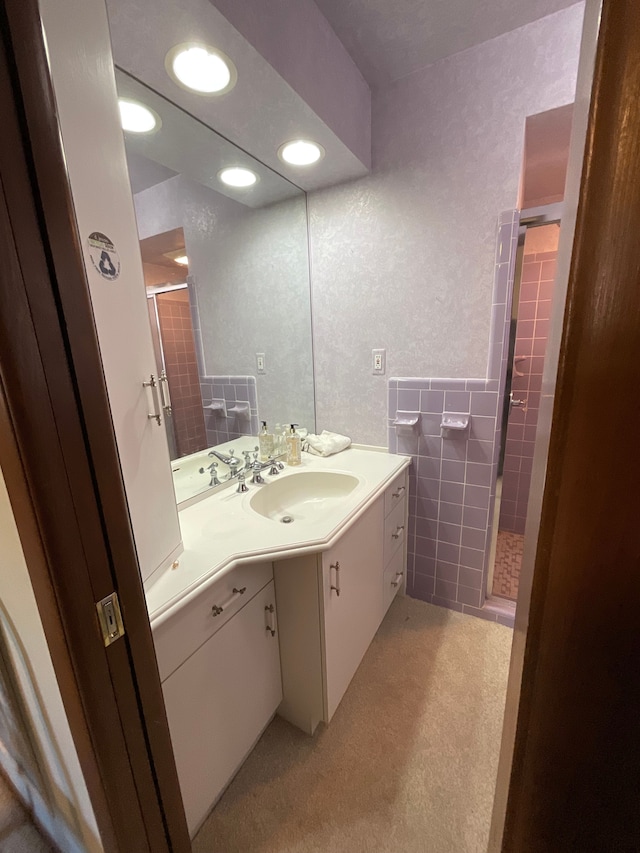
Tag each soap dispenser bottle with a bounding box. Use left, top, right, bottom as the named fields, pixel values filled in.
left=258, top=421, right=274, bottom=461
left=285, top=423, right=302, bottom=467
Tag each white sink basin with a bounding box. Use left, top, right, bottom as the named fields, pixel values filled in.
left=249, top=471, right=360, bottom=523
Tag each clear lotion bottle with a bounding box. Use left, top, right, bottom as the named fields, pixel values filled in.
left=258, top=421, right=275, bottom=461
left=285, top=423, right=302, bottom=467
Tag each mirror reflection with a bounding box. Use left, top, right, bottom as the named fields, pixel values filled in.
left=118, top=70, right=315, bottom=502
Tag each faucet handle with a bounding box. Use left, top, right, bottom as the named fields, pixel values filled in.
left=236, top=472, right=249, bottom=493
left=268, top=456, right=281, bottom=476
left=199, top=462, right=221, bottom=487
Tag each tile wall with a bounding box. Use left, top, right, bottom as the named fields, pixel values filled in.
left=388, top=212, right=519, bottom=626
left=156, top=291, right=207, bottom=457
left=499, top=248, right=558, bottom=534
left=200, top=375, right=260, bottom=448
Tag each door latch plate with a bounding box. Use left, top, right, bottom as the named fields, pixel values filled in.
left=96, top=592, right=125, bottom=647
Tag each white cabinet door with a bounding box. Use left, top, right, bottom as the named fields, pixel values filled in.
left=321, top=499, right=384, bottom=721
left=39, top=0, right=182, bottom=583
left=162, top=581, right=282, bottom=837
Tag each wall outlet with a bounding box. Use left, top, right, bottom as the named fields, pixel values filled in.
left=256, top=353, right=266, bottom=374
left=372, top=348, right=386, bottom=375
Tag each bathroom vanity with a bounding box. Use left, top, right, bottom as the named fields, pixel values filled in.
left=145, top=446, right=409, bottom=835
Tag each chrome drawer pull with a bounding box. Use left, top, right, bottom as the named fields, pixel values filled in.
left=391, top=572, right=404, bottom=588
left=211, top=586, right=247, bottom=617
left=265, top=603, right=276, bottom=636
left=330, top=561, right=341, bottom=597
left=392, top=486, right=406, bottom=498
left=392, top=525, right=405, bottom=540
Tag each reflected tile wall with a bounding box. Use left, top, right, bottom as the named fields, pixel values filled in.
left=200, top=375, right=259, bottom=447
left=156, top=291, right=207, bottom=457
left=388, top=212, right=518, bottom=627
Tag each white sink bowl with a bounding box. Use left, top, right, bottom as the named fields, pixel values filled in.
left=249, top=471, right=360, bottom=523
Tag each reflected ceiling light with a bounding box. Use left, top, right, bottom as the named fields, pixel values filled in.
left=118, top=98, right=159, bottom=133
left=166, top=43, right=237, bottom=95
left=278, top=139, right=324, bottom=166
left=218, top=167, right=258, bottom=188
left=162, top=249, right=189, bottom=266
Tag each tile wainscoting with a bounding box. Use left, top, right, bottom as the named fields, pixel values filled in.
left=200, top=375, right=260, bottom=448
left=388, top=212, right=519, bottom=627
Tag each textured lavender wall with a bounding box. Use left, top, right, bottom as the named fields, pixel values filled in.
left=308, top=4, right=585, bottom=447
left=389, top=212, right=518, bottom=626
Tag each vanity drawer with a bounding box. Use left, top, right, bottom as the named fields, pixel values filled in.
left=384, top=471, right=408, bottom=517
left=153, top=561, right=274, bottom=682
left=383, top=547, right=406, bottom=614
left=383, top=499, right=406, bottom=566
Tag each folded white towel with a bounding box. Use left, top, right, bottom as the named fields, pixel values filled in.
left=303, top=430, right=352, bottom=457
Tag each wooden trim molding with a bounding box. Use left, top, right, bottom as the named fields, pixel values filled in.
left=501, top=0, right=640, bottom=848
left=0, top=3, right=190, bottom=851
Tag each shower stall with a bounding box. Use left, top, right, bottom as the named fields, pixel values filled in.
left=488, top=204, right=562, bottom=602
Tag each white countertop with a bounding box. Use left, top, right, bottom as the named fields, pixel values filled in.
left=145, top=446, right=411, bottom=628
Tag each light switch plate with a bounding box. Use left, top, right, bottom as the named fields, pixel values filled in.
left=256, top=352, right=266, bottom=374
left=372, top=348, right=386, bottom=375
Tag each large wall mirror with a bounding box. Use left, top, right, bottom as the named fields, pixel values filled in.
left=117, top=70, right=315, bottom=499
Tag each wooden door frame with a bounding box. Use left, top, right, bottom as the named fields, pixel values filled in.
left=495, top=0, right=640, bottom=848
left=2, top=0, right=640, bottom=850
left=0, top=3, right=190, bottom=851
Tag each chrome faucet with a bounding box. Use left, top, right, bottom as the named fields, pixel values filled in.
left=243, top=447, right=260, bottom=472
left=249, top=455, right=285, bottom=484
left=208, top=448, right=242, bottom=477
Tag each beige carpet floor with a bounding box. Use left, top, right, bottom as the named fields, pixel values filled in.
left=0, top=773, right=54, bottom=852
left=193, top=596, right=513, bottom=853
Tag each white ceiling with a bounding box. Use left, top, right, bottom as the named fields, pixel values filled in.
left=313, top=0, right=581, bottom=88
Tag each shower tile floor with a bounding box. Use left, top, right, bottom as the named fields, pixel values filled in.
left=492, top=530, right=524, bottom=601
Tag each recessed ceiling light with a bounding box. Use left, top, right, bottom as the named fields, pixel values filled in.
left=166, top=43, right=237, bottom=95
left=118, top=98, right=159, bottom=133
left=278, top=139, right=324, bottom=166
left=218, top=167, right=258, bottom=188
left=172, top=255, right=189, bottom=266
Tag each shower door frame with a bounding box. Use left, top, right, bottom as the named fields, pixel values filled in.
left=486, top=204, right=563, bottom=603
left=146, top=282, right=190, bottom=461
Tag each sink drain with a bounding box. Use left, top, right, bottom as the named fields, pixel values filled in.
left=281, top=515, right=294, bottom=524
